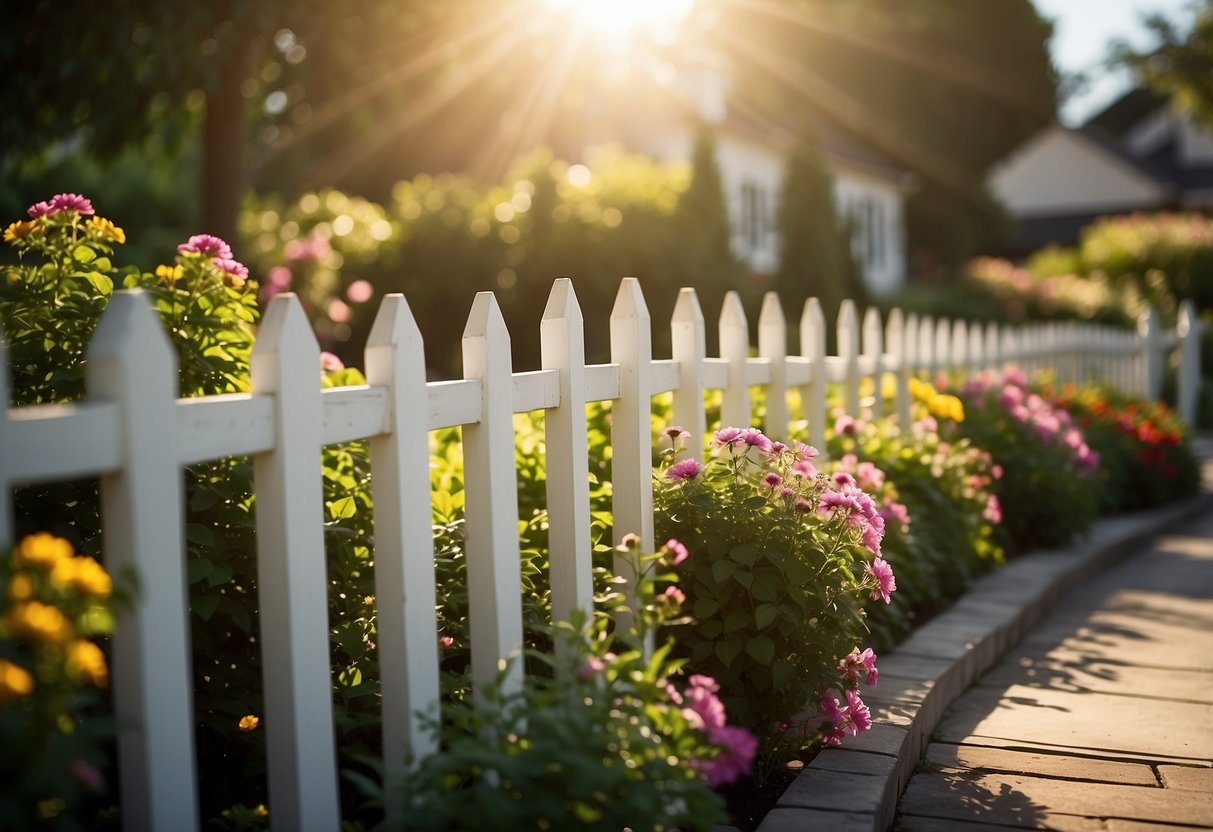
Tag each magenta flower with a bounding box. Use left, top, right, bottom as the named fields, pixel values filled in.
left=177, top=234, right=234, bottom=259
left=684, top=675, right=726, bottom=732
left=763, top=472, right=783, bottom=489
left=861, top=512, right=885, bottom=555
left=866, top=557, right=897, bottom=604
left=439, top=635, right=456, bottom=651
left=983, top=495, right=1003, bottom=524
left=792, top=458, right=818, bottom=479
left=213, top=257, right=249, bottom=284
left=320, top=352, right=345, bottom=373
left=713, top=427, right=745, bottom=450
left=665, top=538, right=690, bottom=565
left=879, top=502, right=911, bottom=531
left=838, top=647, right=879, bottom=686
left=739, top=427, right=773, bottom=453
left=664, top=425, right=690, bottom=445
left=793, top=497, right=812, bottom=513
left=577, top=655, right=606, bottom=681
left=833, top=471, right=856, bottom=489
left=794, top=441, right=820, bottom=460
left=662, top=585, right=686, bottom=606
left=27, top=200, right=55, bottom=218
left=819, top=691, right=847, bottom=727
left=834, top=414, right=859, bottom=435
left=705, top=724, right=758, bottom=788
left=844, top=688, right=872, bottom=735
left=48, top=193, right=95, bottom=216
left=666, top=459, right=704, bottom=482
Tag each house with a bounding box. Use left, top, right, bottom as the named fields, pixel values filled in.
left=581, top=50, right=912, bottom=297
left=988, top=88, right=1213, bottom=253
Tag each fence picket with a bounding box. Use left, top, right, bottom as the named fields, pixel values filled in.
left=862, top=306, right=884, bottom=419
left=671, top=289, right=707, bottom=460
left=720, top=291, right=751, bottom=429
left=800, top=298, right=827, bottom=451
left=886, top=308, right=910, bottom=426
left=759, top=292, right=789, bottom=438
left=540, top=279, right=594, bottom=625
left=461, top=292, right=525, bottom=695
left=838, top=300, right=860, bottom=416
left=918, top=314, right=934, bottom=378
left=1178, top=300, right=1201, bottom=426
left=87, top=292, right=199, bottom=832
left=249, top=294, right=341, bottom=832
left=365, top=295, right=441, bottom=790
left=609, top=279, right=654, bottom=629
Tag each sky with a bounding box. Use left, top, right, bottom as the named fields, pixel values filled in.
left=1034, top=0, right=1197, bottom=125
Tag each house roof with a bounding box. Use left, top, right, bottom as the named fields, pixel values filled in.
left=1085, top=87, right=1167, bottom=140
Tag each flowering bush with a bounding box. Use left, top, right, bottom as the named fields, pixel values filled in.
left=0, top=533, right=122, bottom=829
left=949, top=368, right=1099, bottom=551
left=967, top=256, right=1146, bottom=326
left=1044, top=382, right=1200, bottom=512
left=654, top=427, right=892, bottom=764
left=390, top=537, right=752, bottom=831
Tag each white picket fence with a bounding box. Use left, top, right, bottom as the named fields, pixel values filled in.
left=0, top=278, right=1201, bottom=831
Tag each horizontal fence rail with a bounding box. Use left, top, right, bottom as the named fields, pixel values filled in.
left=0, top=279, right=1201, bottom=831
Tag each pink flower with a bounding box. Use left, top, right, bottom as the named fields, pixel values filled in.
left=767, top=441, right=788, bottom=457
left=320, top=351, right=345, bottom=373
left=866, top=558, right=897, bottom=604
left=856, top=462, right=884, bottom=491
left=861, top=512, right=885, bottom=555
left=439, top=635, right=456, bottom=651
left=178, top=234, right=233, bottom=259
left=27, top=200, right=55, bottom=218
left=983, top=495, right=1003, bottom=524
left=835, top=414, right=858, bottom=436
left=666, top=459, right=704, bottom=482
left=49, top=193, right=95, bottom=215
left=792, top=458, right=818, bottom=479
left=213, top=257, right=249, bottom=284
left=879, top=502, right=910, bottom=531
left=347, top=279, right=374, bottom=303
left=763, top=472, right=783, bottom=489
left=684, top=675, right=726, bottom=732
left=665, top=539, right=690, bottom=565
left=819, top=691, right=847, bottom=726
left=662, top=585, right=686, bottom=606
left=739, top=427, right=773, bottom=453
left=577, top=656, right=606, bottom=681
left=839, top=647, right=879, bottom=686
left=844, top=688, right=872, bottom=735
left=285, top=234, right=331, bottom=262
left=713, top=427, right=744, bottom=448
left=664, top=425, right=690, bottom=444
left=793, top=442, right=820, bottom=460
left=705, top=724, right=758, bottom=788
left=832, top=471, right=857, bottom=489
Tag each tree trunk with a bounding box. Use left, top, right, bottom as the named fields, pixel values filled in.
left=201, top=42, right=253, bottom=248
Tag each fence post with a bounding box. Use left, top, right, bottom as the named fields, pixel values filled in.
left=671, top=289, right=707, bottom=460
left=541, top=279, right=594, bottom=625
left=1139, top=306, right=1164, bottom=400
left=862, top=306, right=884, bottom=419
left=838, top=300, right=860, bottom=416
left=800, top=298, right=828, bottom=452
left=887, top=308, right=910, bottom=426
left=1178, top=300, right=1202, bottom=425
left=720, top=291, right=751, bottom=429
left=759, top=292, right=789, bottom=439
left=87, top=292, right=199, bottom=832
left=918, top=314, right=934, bottom=378
left=461, top=292, right=525, bottom=695
left=610, top=279, right=654, bottom=631
left=250, top=294, right=340, bottom=832
left=365, top=294, right=441, bottom=795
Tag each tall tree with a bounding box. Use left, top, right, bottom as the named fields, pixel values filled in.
left=772, top=118, right=861, bottom=331
left=1110, top=2, right=1211, bottom=126
left=674, top=124, right=739, bottom=321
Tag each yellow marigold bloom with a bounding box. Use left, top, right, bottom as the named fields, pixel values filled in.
left=0, top=659, right=34, bottom=705
left=13, top=533, right=73, bottom=570
left=67, top=640, right=108, bottom=687
left=50, top=556, right=113, bottom=598
left=3, top=220, right=38, bottom=243
left=155, top=264, right=183, bottom=283
left=87, top=216, right=126, bottom=244
left=239, top=714, right=260, bottom=732
left=5, top=600, right=72, bottom=644
left=8, top=573, right=34, bottom=602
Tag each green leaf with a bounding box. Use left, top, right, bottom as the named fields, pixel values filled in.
left=723, top=609, right=750, bottom=634
left=192, top=595, right=221, bottom=622
left=714, top=637, right=741, bottom=667
left=73, top=244, right=96, bottom=263
left=187, top=557, right=214, bottom=585
left=755, top=603, right=778, bottom=630
left=186, top=523, right=215, bottom=548
left=745, top=635, right=775, bottom=665
left=80, top=271, right=113, bottom=296
left=728, top=543, right=759, bottom=567
left=328, top=496, right=357, bottom=520
left=711, top=559, right=736, bottom=583
left=732, top=570, right=753, bottom=590
left=692, top=597, right=720, bottom=618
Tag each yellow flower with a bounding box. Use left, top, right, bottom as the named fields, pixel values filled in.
left=50, top=556, right=113, bottom=598
left=0, top=659, right=34, bottom=705
left=239, top=714, right=260, bottom=732
left=8, top=573, right=34, bottom=602
left=3, top=220, right=39, bottom=243
left=87, top=216, right=126, bottom=244
left=155, top=264, right=183, bottom=283
left=13, top=533, right=73, bottom=570
left=362, top=595, right=375, bottom=607
left=67, top=640, right=108, bottom=687
left=5, top=600, right=73, bottom=644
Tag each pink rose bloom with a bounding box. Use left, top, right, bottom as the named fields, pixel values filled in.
left=705, top=724, right=758, bottom=788
left=666, top=459, right=704, bottom=482
left=866, top=557, right=897, bottom=604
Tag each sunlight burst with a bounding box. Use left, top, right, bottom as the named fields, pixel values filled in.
left=546, top=0, right=695, bottom=39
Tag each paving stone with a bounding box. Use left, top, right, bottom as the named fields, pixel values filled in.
left=809, top=749, right=897, bottom=777
left=1106, top=819, right=1213, bottom=832
left=834, top=722, right=908, bottom=756
left=923, top=742, right=1159, bottom=786
left=900, top=771, right=1213, bottom=827
left=979, top=654, right=1213, bottom=701
left=897, top=813, right=1103, bottom=832
left=776, top=768, right=884, bottom=814
left=877, top=653, right=951, bottom=682
left=1158, top=764, right=1213, bottom=792
left=756, top=807, right=875, bottom=832
left=933, top=683, right=1213, bottom=764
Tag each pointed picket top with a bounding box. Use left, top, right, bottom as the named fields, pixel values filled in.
left=758, top=292, right=788, bottom=439
left=611, top=276, right=651, bottom=324
left=464, top=290, right=511, bottom=342
left=367, top=293, right=425, bottom=358
left=862, top=306, right=884, bottom=418
left=671, top=288, right=707, bottom=460
left=88, top=290, right=179, bottom=389
left=1178, top=299, right=1198, bottom=337
left=799, top=297, right=827, bottom=453
left=252, top=293, right=319, bottom=363
left=542, top=276, right=583, bottom=326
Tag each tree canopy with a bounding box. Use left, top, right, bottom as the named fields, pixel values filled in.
left=1110, top=1, right=1211, bottom=127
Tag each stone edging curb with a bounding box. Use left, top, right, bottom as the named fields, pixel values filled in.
left=749, top=490, right=1213, bottom=832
